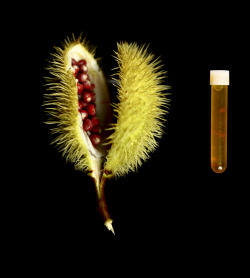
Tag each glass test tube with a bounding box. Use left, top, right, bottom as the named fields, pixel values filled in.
left=210, top=70, right=229, bottom=173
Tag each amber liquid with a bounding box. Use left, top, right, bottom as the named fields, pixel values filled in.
left=211, top=85, right=228, bottom=173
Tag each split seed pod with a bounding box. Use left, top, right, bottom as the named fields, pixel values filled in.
left=44, top=35, right=170, bottom=233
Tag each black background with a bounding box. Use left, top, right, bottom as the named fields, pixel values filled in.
left=9, top=1, right=248, bottom=274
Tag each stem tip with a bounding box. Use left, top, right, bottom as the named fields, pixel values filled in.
left=105, top=220, right=115, bottom=235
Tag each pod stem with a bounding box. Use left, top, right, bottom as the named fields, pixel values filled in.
left=96, top=173, right=114, bottom=234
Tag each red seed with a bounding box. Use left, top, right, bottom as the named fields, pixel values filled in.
left=72, top=58, right=78, bottom=66
left=89, top=134, right=101, bottom=145
left=91, top=83, right=95, bottom=89
left=77, top=73, right=88, bottom=83
left=77, top=83, right=84, bottom=95
left=73, top=64, right=79, bottom=75
left=91, top=116, right=99, bottom=126
left=82, top=80, right=91, bottom=90
left=91, top=125, right=102, bottom=134
left=82, top=118, right=93, bottom=131
left=87, top=103, right=96, bottom=116
left=78, top=99, right=88, bottom=108
left=82, top=91, right=92, bottom=103
left=78, top=100, right=84, bottom=110
left=78, top=59, right=87, bottom=66
left=79, top=64, right=88, bottom=73
left=80, top=110, right=88, bottom=120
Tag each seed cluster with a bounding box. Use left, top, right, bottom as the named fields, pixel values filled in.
left=71, top=58, right=102, bottom=146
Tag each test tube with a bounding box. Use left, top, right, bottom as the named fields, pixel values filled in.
left=210, top=70, right=229, bottom=173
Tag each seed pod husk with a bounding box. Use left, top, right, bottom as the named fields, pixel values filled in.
left=44, top=35, right=170, bottom=233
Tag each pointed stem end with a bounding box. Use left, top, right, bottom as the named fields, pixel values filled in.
left=105, top=220, right=115, bottom=235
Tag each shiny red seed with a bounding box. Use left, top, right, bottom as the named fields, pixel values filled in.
left=78, top=99, right=87, bottom=108
left=87, top=103, right=96, bottom=116
left=91, top=116, right=99, bottom=126
left=91, top=83, right=95, bottom=89
left=73, top=64, right=79, bottom=75
left=77, top=83, right=84, bottom=95
left=78, top=59, right=87, bottom=66
left=77, top=73, right=88, bottom=83
left=79, top=64, right=88, bottom=73
left=72, top=58, right=77, bottom=66
left=82, top=80, right=91, bottom=90
left=78, top=100, right=84, bottom=110
left=91, top=125, right=102, bottom=134
left=82, top=91, right=92, bottom=103
left=89, top=134, right=101, bottom=145
left=82, top=118, right=93, bottom=131
left=80, top=110, right=88, bottom=120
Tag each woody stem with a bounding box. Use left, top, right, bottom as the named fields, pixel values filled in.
left=96, top=173, right=114, bottom=234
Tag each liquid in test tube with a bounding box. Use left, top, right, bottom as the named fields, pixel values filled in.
left=210, top=70, right=229, bottom=173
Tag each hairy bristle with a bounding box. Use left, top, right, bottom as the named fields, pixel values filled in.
left=104, top=42, right=170, bottom=177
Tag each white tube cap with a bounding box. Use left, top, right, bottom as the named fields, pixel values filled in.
left=210, top=70, right=230, bottom=85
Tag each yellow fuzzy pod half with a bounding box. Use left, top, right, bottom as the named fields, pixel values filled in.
left=104, top=42, right=170, bottom=178
left=44, top=36, right=112, bottom=188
